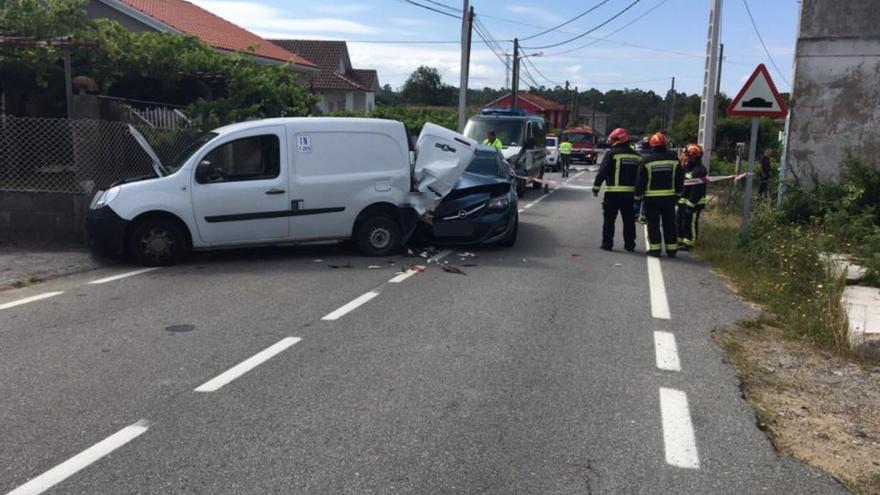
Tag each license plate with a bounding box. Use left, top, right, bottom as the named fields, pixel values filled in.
left=433, top=222, right=474, bottom=237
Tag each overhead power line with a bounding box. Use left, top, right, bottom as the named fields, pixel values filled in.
left=398, top=0, right=460, bottom=19
left=522, top=0, right=643, bottom=50
left=541, top=0, right=669, bottom=57
left=520, top=0, right=614, bottom=42
left=740, top=0, right=791, bottom=87
left=523, top=55, right=561, bottom=87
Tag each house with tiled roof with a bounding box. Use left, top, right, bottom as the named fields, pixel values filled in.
left=269, top=40, right=380, bottom=113
left=85, top=0, right=317, bottom=71
left=487, top=92, right=570, bottom=130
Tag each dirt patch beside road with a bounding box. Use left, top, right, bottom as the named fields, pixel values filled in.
left=717, top=320, right=880, bottom=493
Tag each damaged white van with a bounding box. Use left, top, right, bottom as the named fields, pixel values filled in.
left=86, top=118, right=476, bottom=265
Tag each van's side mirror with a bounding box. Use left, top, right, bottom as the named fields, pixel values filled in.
left=196, top=160, right=219, bottom=182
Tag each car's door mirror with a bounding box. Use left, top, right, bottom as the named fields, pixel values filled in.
left=196, top=160, right=220, bottom=182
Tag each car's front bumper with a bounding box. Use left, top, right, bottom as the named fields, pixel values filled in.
left=85, top=206, right=129, bottom=256
left=429, top=205, right=516, bottom=245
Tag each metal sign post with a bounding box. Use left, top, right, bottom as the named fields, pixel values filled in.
left=726, top=64, right=788, bottom=240
left=740, top=117, right=759, bottom=240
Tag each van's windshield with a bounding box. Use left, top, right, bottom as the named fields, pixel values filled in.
left=164, top=132, right=218, bottom=174
left=464, top=120, right=525, bottom=148
left=561, top=132, right=593, bottom=144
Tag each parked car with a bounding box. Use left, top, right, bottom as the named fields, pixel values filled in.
left=86, top=118, right=477, bottom=265
left=545, top=135, right=560, bottom=171
left=463, top=108, right=548, bottom=190
left=418, top=146, right=518, bottom=247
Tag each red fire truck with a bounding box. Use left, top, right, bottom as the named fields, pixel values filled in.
left=560, top=125, right=597, bottom=164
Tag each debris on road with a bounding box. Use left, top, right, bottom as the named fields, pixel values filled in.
left=328, top=263, right=353, bottom=269
left=614, top=263, right=622, bottom=267
left=367, top=265, right=382, bottom=269
left=457, top=252, right=477, bottom=258
left=311, top=259, right=323, bottom=263
left=571, top=253, right=583, bottom=257
left=440, top=265, right=466, bottom=275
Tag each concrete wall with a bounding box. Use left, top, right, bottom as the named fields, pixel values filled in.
left=0, top=192, right=88, bottom=243
left=788, top=0, right=880, bottom=182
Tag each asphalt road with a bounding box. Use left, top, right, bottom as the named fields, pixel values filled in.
left=0, top=166, right=845, bottom=494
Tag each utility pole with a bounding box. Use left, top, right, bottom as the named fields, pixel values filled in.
left=697, top=0, right=722, bottom=172
left=510, top=38, right=520, bottom=109
left=457, top=1, right=473, bottom=131
left=504, top=53, right=511, bottom=89
left=716, top=43, right=724, bottom=97
left=668, top=77, right=676, bottom=130
left=570, top=86, right=578, bottom=127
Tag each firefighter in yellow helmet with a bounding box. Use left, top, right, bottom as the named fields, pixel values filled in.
left=677, top=143, right=708, bottom=251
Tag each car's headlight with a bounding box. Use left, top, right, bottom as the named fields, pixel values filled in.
left=488, top=196, right=510, bottom=210
left=94, top=186, right=120, bottom=209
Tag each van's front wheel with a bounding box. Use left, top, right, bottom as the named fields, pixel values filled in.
left=354, top=216, right=401, bottom=257
left=128, top=219, right=185, bottom=266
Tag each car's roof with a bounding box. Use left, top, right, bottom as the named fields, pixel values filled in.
left=469, top=114, right=543, bottom=122
left=212, top=117, right=405, bottom=135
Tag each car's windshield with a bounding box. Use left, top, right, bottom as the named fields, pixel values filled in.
left=562, top=132, right=593, bottom=144
left=546, top=137, right=558, bottom=147
left=163, top=132, right=219, bottom=174
left=464, top=119, right=526, bottom=147
left=466, top=151, right=503, bottom=178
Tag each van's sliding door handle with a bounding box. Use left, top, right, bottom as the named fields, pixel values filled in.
left=265, top=188, right=285, bottom=195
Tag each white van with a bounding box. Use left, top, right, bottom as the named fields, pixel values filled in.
left=86, top=118, right=476, bottom=265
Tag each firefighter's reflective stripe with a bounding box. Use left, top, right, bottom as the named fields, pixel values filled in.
left=649, top=243, right=663, bottom=251
left=667, top=242, right=679, bottom=250
left=606, top=185, right=636, bottom=192
left=613, top=153, right=640, bottom=190
left=644, top=160, right=678, bottom=197
left=678, top=197, right=696, bottom=208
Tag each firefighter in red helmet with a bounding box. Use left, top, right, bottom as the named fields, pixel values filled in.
left=635, top=132, right=683, bottom=257
left=677, top=143, right=708, bottom=250
left=592, top=127, right=642, bottom=251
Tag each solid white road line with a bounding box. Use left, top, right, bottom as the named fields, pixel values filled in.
left=388, top=265, right=425, bottom=284
left=653, top=331, right=681, bottom=372
left=88, top=268, right=160, bottom=285
left=6, top=420, right=150, bottom=495
left=194, top=337, right=301, bottom=392
left=321, top=291, right=380, bottom=321
left=659, top=387, right=700, bottom=469
left=647, top=256, right=671, bottom=319
left=0, top=292, right=63, bottom=311
left=428, top=249, right=453, bottom=264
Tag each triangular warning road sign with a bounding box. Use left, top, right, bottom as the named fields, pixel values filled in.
left=727, top=64, right=788, bottom=118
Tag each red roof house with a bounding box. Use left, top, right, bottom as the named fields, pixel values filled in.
left=270, top=40, right=380, bottom=113
left=486, top=93, right=570, bottom=130
left=85, top=0, right=317, bottom=71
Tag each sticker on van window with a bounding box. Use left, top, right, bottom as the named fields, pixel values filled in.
left=297, top=135, right=312, bottom=153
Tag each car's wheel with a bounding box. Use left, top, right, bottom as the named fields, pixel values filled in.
left=499, top=213, right=518, bottom=247
left=128, top=218, right=186, bottom=266
left=354, top=215, right=401, bottom=257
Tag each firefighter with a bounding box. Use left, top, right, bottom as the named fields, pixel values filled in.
left=483, top=130, right=503, bottom=151
left=592, top=128, right=641, bottom=252
left=677, top=144, right=708, bottom=251
left=635, top=132, right=684, bottom=258
left=559, top=135, right=573, bottom=177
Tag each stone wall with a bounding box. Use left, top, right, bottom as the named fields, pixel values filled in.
left=788, top=0, right=880, bottom=182
left=0, top=192, right=88, bottom=243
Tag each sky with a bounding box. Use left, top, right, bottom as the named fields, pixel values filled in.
left=189, top=0, right=800, bottom=97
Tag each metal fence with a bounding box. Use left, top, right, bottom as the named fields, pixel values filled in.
left=0, top=116, right=204, bottom=194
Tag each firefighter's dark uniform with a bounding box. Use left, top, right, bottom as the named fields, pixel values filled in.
left=593, top=144, right=641, bottom=251
left=677, top=158, right=708, bottom=249
left=635, top=147, right=684, bottom=256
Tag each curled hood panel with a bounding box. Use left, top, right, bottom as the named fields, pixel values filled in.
left=413, top=123, right=477, bottom=200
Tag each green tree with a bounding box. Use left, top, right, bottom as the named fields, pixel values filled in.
left=669, top=113, right=699, bottom=145
left=400, top=66, right=454, bottom=106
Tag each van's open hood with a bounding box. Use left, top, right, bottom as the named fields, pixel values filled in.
left=412, top=123, right=477, bottom=213
left=128, top=125, right=166, bottom=177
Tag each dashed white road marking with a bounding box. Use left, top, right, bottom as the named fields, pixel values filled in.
left=427, top=249, right=453, bottom=264
left=0, top=292, right=64, bottom=311
left=644, top=225, right=671, bottom=319
left=321, top=291, right=380, bottom=321
left=659, top=387, right=700, bottom=469
left=647, top=256, right=671, bottom=319
left=653, top=331, right=681, bottom=372
left=388, top=265, right=425, bottom=284
left=6, top=420, right=151, bottom=495
left=195, top=337, right=301, bottom=392
left=88, top=268, right=160, bottom=285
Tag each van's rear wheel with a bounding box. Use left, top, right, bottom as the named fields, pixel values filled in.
left=354, top=216, right=401, bottom=257
left=128, top=219, right=185, bottom=266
